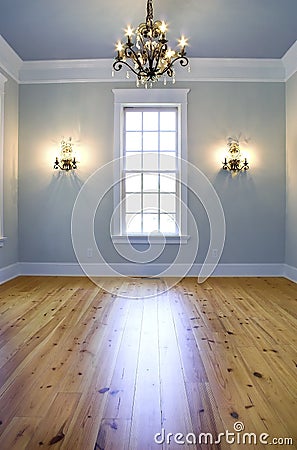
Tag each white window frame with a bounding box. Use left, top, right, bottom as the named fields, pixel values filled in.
left=112, top=88, right=189, bottom=244
left=0, top=73, right=7, bottom=248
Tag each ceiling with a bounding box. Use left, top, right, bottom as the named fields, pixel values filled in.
left=0, top=0, right=297, bottom=61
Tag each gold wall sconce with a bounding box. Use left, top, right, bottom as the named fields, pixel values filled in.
left=54, top=137, right=78, bottom=171
left=222, top=138, right=249, bottom=172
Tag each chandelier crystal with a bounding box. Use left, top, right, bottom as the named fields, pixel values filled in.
left=112, top=0, right=190, bottom=87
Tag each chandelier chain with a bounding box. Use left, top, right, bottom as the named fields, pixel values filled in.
left=146, top=0, right=154, bottom=23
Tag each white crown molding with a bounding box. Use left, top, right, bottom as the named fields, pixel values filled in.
left=18, top=57, right=285, bottom=84
left=19, top=58, right=114, bottom=84
left=282, top=40, right=297, bottom=81
left=0, top=32, right=295, bottom=84
left=0, top=35, right=22, bottom=82
left=174, top=58, right=285, bottom=82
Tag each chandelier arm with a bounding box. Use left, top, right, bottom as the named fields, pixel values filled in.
left=174, top=55, right=189, bottom=67
left=151, top=41, right=167, bottom=73
left=156, top=55, right=189, bottom=77
left=113, top=58, right=145, bottom=78
left=125, top=44, right=149, bottom=74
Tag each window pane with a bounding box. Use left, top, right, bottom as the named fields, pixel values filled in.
left=143, top=112, right=158, bottom=130
left=143, top=213, right=159, bottom=232
left=160, top=132, right=176, bottom=151
left=143, top=132, right=159, bottom=151
left=159, top=152, right=176, bottom=170
left=160, top=111, right=176, bottom=130
left=126, top=194, right=142, bottom=213
left=126, top=111, right=142, bottom=131
left=160, top=214, right=177, bottom=234
left=126, top=214, right=142, bottom=233
left=143, top=193, right=158, bottom=210
left=160, top=193, right=176, bottom=213
left=143, top=152, right=158, bottom=170
left=160, top=174, right=176, bottom=192
left=126, top=132, right=142, bottom=151
left=125, top=153, right=142, bottom=170
left=143, top=173, right=158, bottom=192
left=125, top=174, right=142, bottom=192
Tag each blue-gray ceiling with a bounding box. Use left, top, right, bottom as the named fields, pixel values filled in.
left=0, top=0, right=296, bottom=61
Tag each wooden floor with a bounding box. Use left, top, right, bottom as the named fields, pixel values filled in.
left=0, top=276, right=296, bottom=449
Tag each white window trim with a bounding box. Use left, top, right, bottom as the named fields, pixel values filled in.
left=0, top=73, right=7, bottom=248
left=112, top=88, right=190, bottom=244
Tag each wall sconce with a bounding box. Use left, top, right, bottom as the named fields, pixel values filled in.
left=222, top=138, right=249, bottom=172
left=54, top=137, right=78, bottom=171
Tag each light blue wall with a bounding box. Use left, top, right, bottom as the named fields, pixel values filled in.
left=18, top=81, right=286, bottom=265
left=187, top=82, right=286, bottom=263
left=285, top=71, right=297, bottom=268
left=0, top=70, right=18, bottom=269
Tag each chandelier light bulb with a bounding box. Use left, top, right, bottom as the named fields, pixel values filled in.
left=165, top=48, right=175, bottom=59
left=159, top=21, right=168, bottom=34
left=178, top=36, right=188, bottom=49
left=125, top=25, right=134, bottom=37
left=116, top=41, right=124, bottom=53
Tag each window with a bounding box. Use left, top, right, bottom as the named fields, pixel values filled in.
left=0, top=73, right=7, bottom=247
left=124, top=107, right=178, bottom=235
left=112, top=89, right=189, bottom=244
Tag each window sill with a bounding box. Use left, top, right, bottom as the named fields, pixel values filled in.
left=112, top=235, right=190, bottom=244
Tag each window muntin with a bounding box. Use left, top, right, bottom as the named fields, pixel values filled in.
left=122, top=107, right=180, bottom=235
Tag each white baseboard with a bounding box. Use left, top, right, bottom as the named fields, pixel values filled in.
left=0, top=263, right=20, bottom=284
left=283, top=264, right=297, bottom=283
left=17, top=262, right=285, bottom=278
left=18, top=262, right=85, bottom=276
left=0, top=262, right=293, bottom=284
left=211, top=263, right=284, bottom=277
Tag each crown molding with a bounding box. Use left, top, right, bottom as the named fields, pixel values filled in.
left=282, top=39, right=297, bottom=81
left=0, top=35, right=22, bottom=82
left=19, top=58, right=114, bottom=84
left=175, top=57, right=285, bottom=82
left=1, top=32, right=295, bottom=84
left=18, top=57, right=285, bottom=84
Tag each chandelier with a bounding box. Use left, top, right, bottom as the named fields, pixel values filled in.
left=112, top=0, right=190, bottom=87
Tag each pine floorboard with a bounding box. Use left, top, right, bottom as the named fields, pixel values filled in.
left=0, top=276, right=296, bottom=449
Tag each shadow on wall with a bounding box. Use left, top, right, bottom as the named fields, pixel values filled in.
left=212, top=168, right=274, bottom=262
left=212, top=167, right=257, bottom=222
left=25, top=171, right=85, bottom=262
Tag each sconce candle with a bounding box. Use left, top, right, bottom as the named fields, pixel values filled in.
left=222, top=139, right=249, bottom=172
left=54, top=137, right=78, bottom=171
